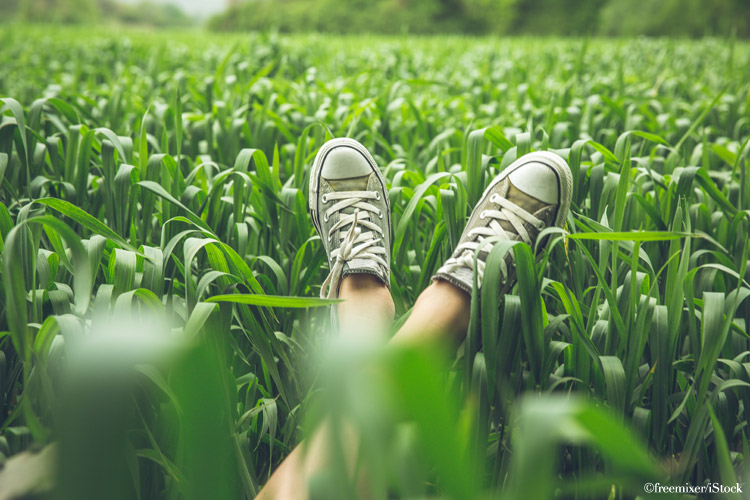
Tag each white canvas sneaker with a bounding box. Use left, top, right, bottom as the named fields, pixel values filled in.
left=309, top=138, right=392, bottom=299
left=434, top=151, right=573, bottom=295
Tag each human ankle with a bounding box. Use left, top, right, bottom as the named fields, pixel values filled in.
left=341, top=273, right=388, bottom=293
left=340, top=274, right=394, bottom=318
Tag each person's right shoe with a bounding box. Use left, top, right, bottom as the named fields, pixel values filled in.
left=433, top=151, right=572, bottom=295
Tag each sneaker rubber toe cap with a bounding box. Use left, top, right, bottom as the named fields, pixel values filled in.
left=321, top=147, right=373, bottom=180
left=507, top=161, right=560, bottom=204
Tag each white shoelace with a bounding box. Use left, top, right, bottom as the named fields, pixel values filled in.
left=320, top=191, right=387, bottom=299
left=441, top=193, right=544, bottom=288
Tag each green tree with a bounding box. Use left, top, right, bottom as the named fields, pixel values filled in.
left=462, top=0, right=518, bottom=34
left=598, top=0, right=748, bottom=37
left=0, top=0, right=20, bottom=21
left=18, top=0, right=100, bottom=23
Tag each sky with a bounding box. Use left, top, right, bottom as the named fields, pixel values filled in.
left=117, top=0, right=229, bottom=18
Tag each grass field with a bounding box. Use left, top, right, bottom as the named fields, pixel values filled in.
left=1, top=24, right=750, bottom=499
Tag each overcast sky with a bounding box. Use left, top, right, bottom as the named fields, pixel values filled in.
left=118, top=0, right=229, bottom=18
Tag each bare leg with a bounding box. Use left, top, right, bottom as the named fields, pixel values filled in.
left=253, top=418, right=354, bottom=500
left=256, top=278, right=468, bottom=500
left=390, top=279, right=470, bottom=350
left=256, top=274, right=393, bottom=500
left=337, top=273, right=395, bottom=341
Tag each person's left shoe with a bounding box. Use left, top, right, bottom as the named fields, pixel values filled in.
left=309, top=138, right=392, bottom=299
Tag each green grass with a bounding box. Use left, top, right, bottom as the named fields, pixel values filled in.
left=1, top=23, right=749, bottom=499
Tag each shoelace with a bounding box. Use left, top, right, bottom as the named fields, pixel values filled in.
left=441, top=193, right=544, bottom=288
left=320, top=191, right=387, bottom=299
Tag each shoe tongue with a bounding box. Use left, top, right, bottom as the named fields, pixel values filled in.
left=506, top=180, right=548, bottom=213
left=326, top=174, right=374, bottom=234
left=326, top=174, right=371, bottom=192
left=491, top=179, right=549, bottom=237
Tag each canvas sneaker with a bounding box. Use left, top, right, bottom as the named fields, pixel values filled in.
left=433, top=151, right=572, bottom=295
left=309, top=138, right=392, bottom=299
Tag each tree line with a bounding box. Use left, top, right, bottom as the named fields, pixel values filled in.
left=209, top=0, right=750, bottom=37
left=2, top=0, right=748, bottom=37
left=1, top=0, right=193, bottom=27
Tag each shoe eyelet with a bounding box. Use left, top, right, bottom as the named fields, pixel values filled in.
left=480, top=211, right=486, bottom=219
left=375, top=192, right=381, bottom=201
left=324, top=214, right=330, bottom=222
left=489, top=194, right=499, bottom=203
left=321, top=194, right=328, bottom=203
left=378, top=210, right=383, bottom=219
